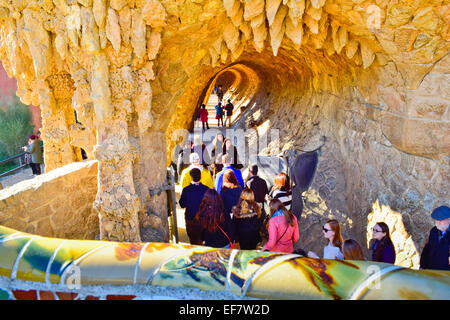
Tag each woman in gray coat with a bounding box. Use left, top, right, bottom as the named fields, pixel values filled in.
left=23, top=134, right=43, bottom=176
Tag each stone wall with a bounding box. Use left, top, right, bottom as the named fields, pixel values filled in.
left=233, top=68, right=449, bottom=269
left=0, top=160, right=98, bottom=240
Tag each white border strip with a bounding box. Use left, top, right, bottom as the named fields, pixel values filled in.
left=348, top=265, right=403, bottom=300
left=45, top=240, right=66, bottom=284
left=133, top=243, right=150, bottom=284
left=240, top=254, right=300, bottom=298
left=0, top=233, right=29, bottom=243
left=11, top=236, right=37, bottom=280
left=225, top=249, right=238, bottom=292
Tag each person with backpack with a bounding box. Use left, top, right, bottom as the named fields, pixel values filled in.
left=215, top=102, right=224, bottom=127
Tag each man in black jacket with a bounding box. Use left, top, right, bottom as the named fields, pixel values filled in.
left=225, top=100, right=234, bottom=127
left=246, top=165, right=269, bottom=213
left=179, top=168, right=209, bottom=245
left=420, top=206, right=450, bottom=271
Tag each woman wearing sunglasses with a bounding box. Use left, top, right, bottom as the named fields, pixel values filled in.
left=370, top=222, right=396, bottom=264
left=308, top=219, right=344, bottom=260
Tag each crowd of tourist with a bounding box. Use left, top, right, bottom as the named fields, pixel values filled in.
left=177, top=134, right=450, bottom=271
left=196, top=84, right=235, bottom=130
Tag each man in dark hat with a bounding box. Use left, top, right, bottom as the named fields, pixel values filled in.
left=420, top=205, right=450, bottom=271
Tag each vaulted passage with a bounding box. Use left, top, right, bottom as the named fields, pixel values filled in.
left=0, top=0, right=448, bottom=269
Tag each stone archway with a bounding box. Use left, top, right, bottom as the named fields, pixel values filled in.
left=0, top=1, right=448, bottom=267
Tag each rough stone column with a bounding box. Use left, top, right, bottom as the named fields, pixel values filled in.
left=93, top=119, right=141, bottom=242
left=135, top=130, right=169, bottom=242
left=131, top=63, right=169, bottom=242
left=70, top=64, right=97, bottom=160
left=90, top=54, right=141, bottom=242
left=38, top=75, right=83, bottom=172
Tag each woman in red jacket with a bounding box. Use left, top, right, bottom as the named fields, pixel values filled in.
left=261, top=199, right=299, bottom=253
left=199, top=104, right=209, bottom=131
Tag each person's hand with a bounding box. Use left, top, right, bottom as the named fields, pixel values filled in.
left=307, top=251, right=319, bottom=259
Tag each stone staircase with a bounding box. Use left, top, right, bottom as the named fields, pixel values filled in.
left=195, top=90, right=237, bottom=129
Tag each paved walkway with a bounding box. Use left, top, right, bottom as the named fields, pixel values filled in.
left=0, top=164, right=45, bottom=189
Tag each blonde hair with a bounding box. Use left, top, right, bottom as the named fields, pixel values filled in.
left=233, top=188, right=261, bottom=218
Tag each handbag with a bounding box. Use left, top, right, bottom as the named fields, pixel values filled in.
left=217, top=224, right=234, bottom=249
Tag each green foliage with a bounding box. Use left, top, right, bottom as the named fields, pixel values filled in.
left=0, top=95, right=35, bottom=161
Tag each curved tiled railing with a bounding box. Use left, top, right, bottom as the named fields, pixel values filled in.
left=0, top=225, right=448, bottom=300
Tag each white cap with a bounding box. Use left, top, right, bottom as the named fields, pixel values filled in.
left=190, top=152, right=200, bottom=163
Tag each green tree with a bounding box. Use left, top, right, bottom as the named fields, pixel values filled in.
left=0, top=95, right=35, bottom=159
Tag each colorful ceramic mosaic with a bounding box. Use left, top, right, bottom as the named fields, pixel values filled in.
left=0, top=225, right=449, bottom=300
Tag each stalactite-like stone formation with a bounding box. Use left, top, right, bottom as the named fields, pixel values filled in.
left=0, top=1, right=447, bottom=105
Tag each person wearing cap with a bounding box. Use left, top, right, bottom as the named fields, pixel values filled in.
left=420, top=206, right=450, bottom=271
left=179, top=152, right=214, bottom=189
left=22, top=134, right=43, bottom=176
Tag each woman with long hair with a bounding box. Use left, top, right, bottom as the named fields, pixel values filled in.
left=261, top=198, right=299, bottom=253
left=343, top=239, right=365, bottom=261
left=371, top=222, right=396, bottom=264
left=308, top=219, right=344, bottom=260
left=267, top=173, right=292, bottom=210
left=211, top=132, right=225, bottom=177
left=222, top=138, right=242, bottom=170
left=195, top=189, right=235, bottom=248
left=220, top=169, right=243, bottom=217
left=232, top=188, right=262, bottom=250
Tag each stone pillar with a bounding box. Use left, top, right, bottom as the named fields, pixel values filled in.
left=70, top=64, right=97, bottom=159
left=135, top=130, right=169, bottom=242
left=90, top=54, right=142, bottom=242
left=38, top=74, right=83, bottom=172
left=93, top=119, right=141, bottom=242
